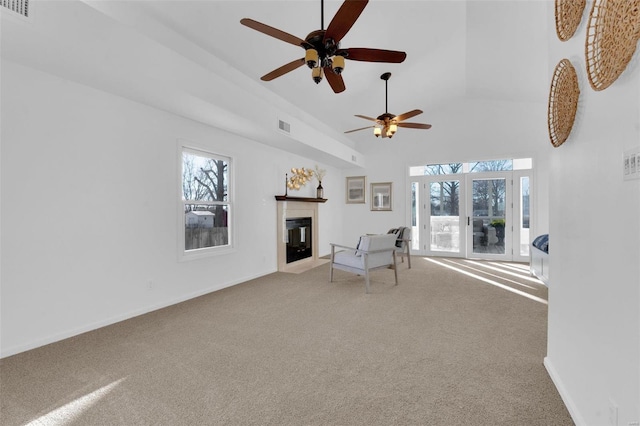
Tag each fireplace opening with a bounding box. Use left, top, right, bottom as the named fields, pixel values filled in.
left=286, top=217, right=312, bottom=263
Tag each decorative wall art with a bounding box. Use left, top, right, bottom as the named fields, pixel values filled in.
left=585, top=0, right=640, bottom=91
left=370, top=182, right=392, bottom=211
left=346, top=176, right=366, bottom=204
left=555, top=0, right=586, bottom=41
left=548, top=59, right=580, bottom=148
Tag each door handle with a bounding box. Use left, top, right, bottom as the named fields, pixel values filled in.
left=467, top=216, right=470, bottom=226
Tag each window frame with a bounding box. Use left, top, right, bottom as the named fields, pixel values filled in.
left=177, top=140, right=235, bottom=261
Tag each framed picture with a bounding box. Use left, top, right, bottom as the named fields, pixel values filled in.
left=370, top=182, right=392, bottom=211
left=346, top=176, right=366, bottom=204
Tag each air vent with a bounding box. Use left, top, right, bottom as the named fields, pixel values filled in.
left=278, top=119, right=290, bottom=134
left=2, top=0, right=29, bottom=18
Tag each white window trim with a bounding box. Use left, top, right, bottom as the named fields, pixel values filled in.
left=177, top=139, right=235, bottom=262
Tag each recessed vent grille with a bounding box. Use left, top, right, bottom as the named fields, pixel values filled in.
left=2, top=0, right=29, bottom=18
left=278, top=119, right=290, bottom=134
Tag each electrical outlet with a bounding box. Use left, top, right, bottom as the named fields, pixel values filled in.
left=608, top=398, right=618, bottom=426
left=147, top=280, right=154, bottom=290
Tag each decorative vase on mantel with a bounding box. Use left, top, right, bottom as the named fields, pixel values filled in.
left=316, top=181, right=324, bottom=199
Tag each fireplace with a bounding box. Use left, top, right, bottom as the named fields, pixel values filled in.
left=286, top=217, right=312, bottom=263
left=276, top=199, right=327, bottom=273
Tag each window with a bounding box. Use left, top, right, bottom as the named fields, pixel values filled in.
left=410, top=158, right=531, bottom=176
left=180, top=145, right=232, bottom=258
left=409, top=163, right=462, bottom=176
left=468, top=159, right=513, bottom=173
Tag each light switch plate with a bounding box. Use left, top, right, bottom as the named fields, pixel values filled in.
left=623, top=147, right=640, bottom=181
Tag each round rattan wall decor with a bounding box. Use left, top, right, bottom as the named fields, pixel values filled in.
left=585, top=0, right=640, bottom=91
left=555, top=0, right=586, bottom=41
left=548, top=59, right=580, bottom=148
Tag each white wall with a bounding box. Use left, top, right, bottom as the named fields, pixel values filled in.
left=0, top=61, right=344, bottom=357
left=544, top=2, right=640, bottom=425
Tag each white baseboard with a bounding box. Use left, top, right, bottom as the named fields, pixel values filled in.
left=0, top=269, right=277, bottom=358
left=544, top=356, right=585, bottom=426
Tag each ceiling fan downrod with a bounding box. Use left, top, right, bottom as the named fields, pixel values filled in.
left=382, top=72, right=391, bottom=113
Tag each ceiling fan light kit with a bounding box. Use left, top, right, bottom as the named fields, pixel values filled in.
left=345, top=72, right=432, bottom=139
left=240, top=0, right=407, bottom=93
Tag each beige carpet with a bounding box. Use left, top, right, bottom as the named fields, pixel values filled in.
left=1, top=257, right=573, bottom=425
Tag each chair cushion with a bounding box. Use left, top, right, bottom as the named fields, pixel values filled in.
left=337, top=234, right=396, bottom=269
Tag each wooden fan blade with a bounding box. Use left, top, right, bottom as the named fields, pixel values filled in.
left=397, top=122, right=432, bottom=129
left=261, top=58, right=305, bottom=81
left=340, top=48, right=407, bottom=63
left=395, top=109, right=423, bottom=122
left=344, top=125, right=375, bottom=134
left=324, top=0, right=368, bottom=44
left=354, top=114, right=379, bottom=122
left=240, top=18, right=310, bottom=48
left=324, top=68, right=346, bottom=93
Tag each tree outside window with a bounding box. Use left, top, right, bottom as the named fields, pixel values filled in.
left=182, top=148, right=231, bottom=252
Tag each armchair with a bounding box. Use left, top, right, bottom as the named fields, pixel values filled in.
left=329, top=234, right=398, bottom=294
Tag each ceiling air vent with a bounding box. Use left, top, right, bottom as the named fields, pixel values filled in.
left=2, top=0, right=29, bottom=18
left=278, top=119, right=290, bottom=134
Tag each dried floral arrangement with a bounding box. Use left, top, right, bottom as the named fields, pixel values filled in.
left=314, top=165, right=326, bottom=182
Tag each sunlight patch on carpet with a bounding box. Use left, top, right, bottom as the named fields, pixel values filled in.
left=442, top=259, right=538, bottom=290
left=464, top=259, right=544, bottom=284
left=424, top=258, right=547, bottom=305
left=26, top=378, right=126, bottom=426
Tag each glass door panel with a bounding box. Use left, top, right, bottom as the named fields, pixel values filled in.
left=429, top=180, right=461, bottom=253
left=519, top=176, right=530, bottom=257
left=411, top=181, right=420, bottom=252
left=470, top=178, right=507, bottom=256
left=511, top=171, right=532, bottom=262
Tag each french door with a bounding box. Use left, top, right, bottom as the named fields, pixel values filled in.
left=410, top=171, right=531, bottom=262
left=466, top=172, right=511, bottom=260
left=411, top=176, right=465, bottom=258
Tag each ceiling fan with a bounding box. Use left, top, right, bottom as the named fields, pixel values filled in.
left=345, top=72, right=432, bottom=138
left=240, top=0, right=406, bottom=93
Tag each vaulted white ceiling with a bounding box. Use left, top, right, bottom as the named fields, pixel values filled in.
left=2, top=0, right=551, bottom=166
left=131, top=0, right=550, bottom=144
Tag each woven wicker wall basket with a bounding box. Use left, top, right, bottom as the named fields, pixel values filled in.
left=555, top=0, right=586, bottom=41
left=585, top=0, right=640, bottom=91
left=548, top=59, right=580, bottom=148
